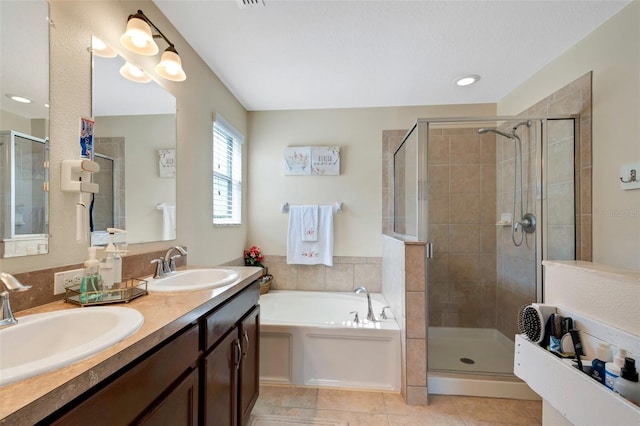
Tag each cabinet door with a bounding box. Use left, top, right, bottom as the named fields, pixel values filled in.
left=238, top=306, right=260, bottom=426
left=136, top=368, right=199, bottom=426
left=203, top=328, right=240, bottom=426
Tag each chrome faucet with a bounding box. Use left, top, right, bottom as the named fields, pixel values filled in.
left=354, top=286, right=376, bottom=322
left=163, top=246, right=188, bottom=274
left=150, top=258, right=166, bottom=279
left=0, top=272, right=32, bottom=326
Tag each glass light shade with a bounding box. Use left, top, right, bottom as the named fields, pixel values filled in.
left=119, top=62, right=152, bottom=83
left=155, top=48, right=186, bottom=82
left=91, top=36, right=117, bottom=58
left=120, top=16, right=159, bottom=56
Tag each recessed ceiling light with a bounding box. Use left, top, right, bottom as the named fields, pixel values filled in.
left=455, top=75, right=480, bottom=87
left=6, top=94, right=32, bottom=103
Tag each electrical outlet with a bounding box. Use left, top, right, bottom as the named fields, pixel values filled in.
left=54, top=268, right=84, bottom=295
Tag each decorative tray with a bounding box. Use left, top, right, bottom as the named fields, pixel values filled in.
left=64, top=278, right=148, bottom=307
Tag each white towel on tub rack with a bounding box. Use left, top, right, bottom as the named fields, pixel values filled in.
left=287, top=205, right=333, bottom=266
left=301, top=205, right=318, bottom=241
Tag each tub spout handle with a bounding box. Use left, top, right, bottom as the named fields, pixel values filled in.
left=379, top=306, right=391, bottom=319
left=349, top=311, right=360, bottom=324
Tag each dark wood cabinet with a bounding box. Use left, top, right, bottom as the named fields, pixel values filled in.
left=203, top=325, right=240, bottom=426
left=40, top=280, right=260, bottom=426
left=238, top=306, right=260, bottom=426
left=47, top=324, right=200, bottom=426
left=202, top=284, right=260, bottom=426
left=137, top=368, right=199, bottom=426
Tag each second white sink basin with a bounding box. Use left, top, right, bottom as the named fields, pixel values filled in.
left=0, top=306, right=143, bottom=387
left=146, top=268, right=240, bottom=292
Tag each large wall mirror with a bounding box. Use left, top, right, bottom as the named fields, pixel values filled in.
left=91, top=46, right=176, bottom=246
left=0, top=0, right=50, bottom=258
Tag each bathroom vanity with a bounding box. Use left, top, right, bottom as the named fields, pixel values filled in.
left=0, top=267, right=262, bottom=426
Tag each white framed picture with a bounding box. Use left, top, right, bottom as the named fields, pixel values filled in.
left=283, top=147, right=311, bottom=175
left=159, top=149, right=176, bottom=177
left=311, top=146, right=340, bottom=175
left=283, top=146, right=340, bottom=176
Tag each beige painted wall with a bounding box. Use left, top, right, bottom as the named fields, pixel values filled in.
left=2, top=0, right=248, bottom=274
left=247, top=104, right=495, bottom=257
left=498, top=1, right=640, bottom=270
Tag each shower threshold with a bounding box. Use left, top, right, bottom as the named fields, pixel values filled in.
left=428, top=327, right=540, bottom=400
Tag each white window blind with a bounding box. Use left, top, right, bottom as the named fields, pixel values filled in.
left=213, top=115, right=243, bottom=225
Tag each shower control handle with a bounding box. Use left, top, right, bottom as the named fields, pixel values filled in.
left=515, top=212, right=537, bottom=234
left=349, top=311, right=359, bottom=324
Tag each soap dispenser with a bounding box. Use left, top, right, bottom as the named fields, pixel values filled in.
left=81, top=247, right=103, bottom=302
left=613, top=357, right=640, bottom=405
left=106, top=228, right=126, bottom=285
left=605, top=348, right=627, bottom=390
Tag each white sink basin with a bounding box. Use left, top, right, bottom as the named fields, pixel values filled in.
left=146, top=268, right=240, bottom=292
left=0, top=307, right=143, bottom=387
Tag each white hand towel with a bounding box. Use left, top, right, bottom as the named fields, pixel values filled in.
left=301, top=205, right=318, bottom=241
left=162, top=205, right=176, bottom=240
left=287, top=205, right=333, bottom=266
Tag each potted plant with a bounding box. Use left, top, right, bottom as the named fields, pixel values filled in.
left=243, top=245, right=272, bottom=294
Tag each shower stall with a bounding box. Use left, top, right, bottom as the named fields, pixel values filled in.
left=393, top=116, right=580, bottom=396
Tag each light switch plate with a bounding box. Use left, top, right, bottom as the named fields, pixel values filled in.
left=53, top=268, right=84, bottom=295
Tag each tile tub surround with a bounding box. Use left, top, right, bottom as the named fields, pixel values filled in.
left=8, top=249, right=187, bottom=312
left=263, top=255, right=382, bottom=292
left=0, top=266, right=263, bottom=424
left=253, top=385, right=542, bottom=425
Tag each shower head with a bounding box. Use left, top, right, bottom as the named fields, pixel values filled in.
left=479, top=120, right=532, bottom=139
left=512, top=120, right=532, bottom=132
left=478, top=128, right=513, bottom=139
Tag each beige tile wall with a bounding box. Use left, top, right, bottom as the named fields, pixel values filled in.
left=427, top=127, right=497, bottom=329
left=496, top=72, right=593, bottom=339
left=263, top=256, right=382, bottom=292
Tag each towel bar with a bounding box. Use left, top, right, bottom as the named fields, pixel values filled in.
left=281, top=202, right=342, bottom=214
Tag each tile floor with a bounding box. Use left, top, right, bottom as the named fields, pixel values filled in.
left=252, top=385, right=542, bottom=425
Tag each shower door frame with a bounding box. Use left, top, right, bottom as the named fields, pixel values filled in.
left=411, top=115, right=579, bottom=307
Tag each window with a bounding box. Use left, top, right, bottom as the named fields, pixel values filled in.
left=213, top=114, right=243, bottom=225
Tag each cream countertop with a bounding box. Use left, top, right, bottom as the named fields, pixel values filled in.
left=0, top=266, right=263, bottom=425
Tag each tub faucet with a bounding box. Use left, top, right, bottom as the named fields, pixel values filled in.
left=0, top=272, right=31, bottom=326
left=163, top=246, right=188, bottom=273
left=354, top=286, right=376, bottom=322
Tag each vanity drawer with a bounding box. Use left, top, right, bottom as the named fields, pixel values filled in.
left=203, top=281, right=259, bottom=352
left=47, top=324, right=199, bottom=425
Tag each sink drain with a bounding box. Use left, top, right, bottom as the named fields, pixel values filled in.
left=460, top=357, right=475, bottom=364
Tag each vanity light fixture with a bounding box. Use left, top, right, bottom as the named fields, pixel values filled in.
left=91, top=36, right=117, bottom=58
left=119, top=62, right=152, bottom=83
left=120, top=9, right=187, bottom=82
left=455, top=74, right=480, bottom=87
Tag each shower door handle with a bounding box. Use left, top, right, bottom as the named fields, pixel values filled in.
left=426, top=242, right=434, bottom=259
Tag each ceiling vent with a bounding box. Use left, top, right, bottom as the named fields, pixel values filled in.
left=236, top=0, right=265, bottom=9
